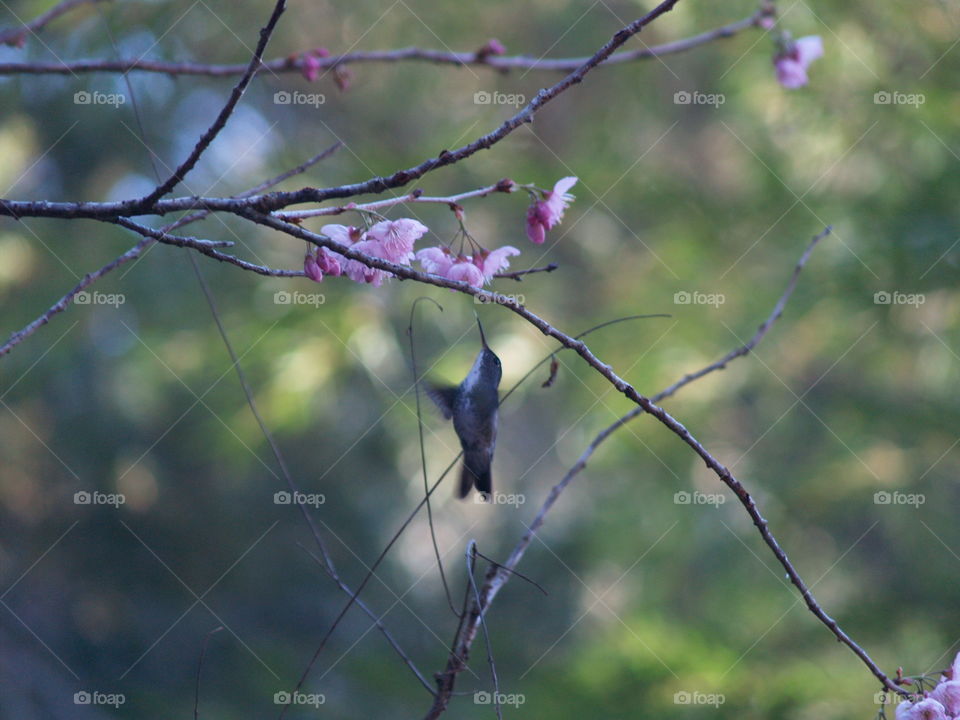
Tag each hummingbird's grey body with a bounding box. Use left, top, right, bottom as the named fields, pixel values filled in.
left=427, top=321, right=502, bottom=498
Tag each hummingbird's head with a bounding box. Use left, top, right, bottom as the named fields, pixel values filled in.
left=475, top=346, right=502, bottom=387
left=463, top=315, right=502, bottom=391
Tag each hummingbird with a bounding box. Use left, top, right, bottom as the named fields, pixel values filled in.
left=426, top=316, right=502, bottom=499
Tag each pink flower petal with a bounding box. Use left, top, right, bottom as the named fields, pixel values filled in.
left=896, top=698, right=948, bottom=720
left=482, top=246, right=520, bottom=280
left=416, top=246, right=454, bottom=275
left=367, top=219, right=429, bottom=261
left=526, top=206, right=546, bottom=244
left=542, top=176, right=577, bottom=228
left=775, top=57, right=809, bottom=89
left=317, top=248, right=342, bottom=276
left=345, top=240, right=393, bottom=286
left=301, top=54, right=321, bottom=83
left=321, top=224, right=360, bottom=247
left=931, top=681, right=960, bottom=717
left=303, top=253, right=323, bottom=283
left=795, top=35, right=824, bottom=66
left=447, top=261, right=485, bottom=288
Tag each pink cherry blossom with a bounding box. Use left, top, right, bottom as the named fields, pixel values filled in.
left=774, top=35, right=823, bottom=89
left=478, top=38, right=506, bottom=57
left=931, top=682, right=960, bottom=717
left=541, top=176, right=577, bottom=226
left=950, top=651, right=960, bottom=681
left=415, top=246, right=455, bottom=276
left=480, top=246, right=520, bottom=280
left=300, top=48, right=330, bottom=82
left=317, top=248, right=342, bottom=276
left=366, top=218, right=429, bottom=262
left=303, top=252, right=323, bottom=282
left=896, top=698, right=948, bottom=720
left=344, top=239, right=393, bottom=287
left=321, top=224, right=362, bottom=248
left=301, top=54, right=321, bottom=82
left=447, top=260, right=485, bottom=288
left=525, top=205, right=547, bottom=244
left=526, top=176, right=577, bottom=243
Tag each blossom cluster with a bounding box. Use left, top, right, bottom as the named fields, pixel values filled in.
left=302, top=176, right=578, bottom=289
left=896, top=652, right=960, bottom=720
left=304, top=218, right=427, bottom=286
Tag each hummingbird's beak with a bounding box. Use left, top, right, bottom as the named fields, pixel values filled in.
left=474, top=312, right=489, bottom=349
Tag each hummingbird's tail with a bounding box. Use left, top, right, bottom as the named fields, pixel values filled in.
left=458, top=448, right=492, bottom=498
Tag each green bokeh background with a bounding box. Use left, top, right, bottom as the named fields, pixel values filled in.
left=1, top=0, right=958, bottom=718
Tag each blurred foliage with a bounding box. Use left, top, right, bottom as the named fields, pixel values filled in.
left=1, top=0, right=958, bottom=718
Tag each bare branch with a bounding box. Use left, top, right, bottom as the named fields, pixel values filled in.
left=0, top=12, right=757, bottom=75
left=138, top=0, right=288, bottom=206
left=493, top=263, right=558, bottom=281
left=0, top=144, right=340, bottom=359
left=1, top=0, right=688, bottom=220
left=0, top=236, right=150, bottom=358
left=112, top=217, right=303, bottom=277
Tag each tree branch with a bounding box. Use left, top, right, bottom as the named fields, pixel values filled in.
left=0, top=12, right=757, bottom=75
left=0, top=143, right=340, bottom=359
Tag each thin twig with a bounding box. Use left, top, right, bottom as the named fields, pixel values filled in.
left=408, top=297, right=460, bottom=616
left=297, top=544, right=435, bottom=694
left=275, top=180, right=515, bottom=221
left=0, top=0, right=109, bottom=47
left=466, top=542, right=502, bottom=720
left=194, top=626, right=223, bottom=720
left=493, top=263, right=558, bottom=281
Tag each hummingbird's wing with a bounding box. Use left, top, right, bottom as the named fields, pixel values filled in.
left=424, top=385, right=458, bottom=420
